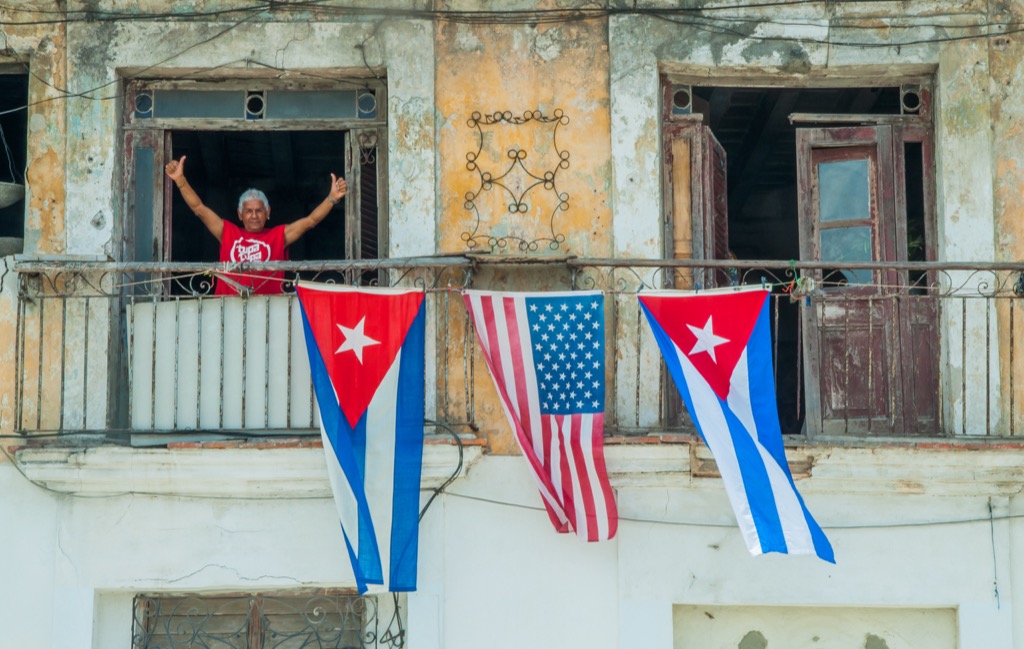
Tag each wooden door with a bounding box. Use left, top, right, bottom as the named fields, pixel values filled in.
left=797, top=125, right=938, bottom=435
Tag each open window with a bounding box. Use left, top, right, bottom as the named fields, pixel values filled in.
left=123, top=80, right=386, bottom=277
left=0, top=72, right=28, bottom=246
left=662, top=79, right=936, bottom=436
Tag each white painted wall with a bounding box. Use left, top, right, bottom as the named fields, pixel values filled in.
left=3, top=449, right=1021, bottom=648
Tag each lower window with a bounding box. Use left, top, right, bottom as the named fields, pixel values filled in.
left=132, top=591, right=390, bottom=649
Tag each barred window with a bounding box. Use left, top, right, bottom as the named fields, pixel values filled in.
left=131, top=591, right=393, bottom=649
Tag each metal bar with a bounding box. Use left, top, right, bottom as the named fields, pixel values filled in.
left=196, top=297, right=204, bottom=430
left=962, top=298, right=967, bottom=435
left=442, top=291, right=451, bottom=423
left=15, top=288, right=24, bottom=432
left=986, top=298, right=992, bottom=436
left=867, top=296, right=873, bottom=434
left=610, top=292, right=621, bottom=430
left=173, top=296, right=180, bottom=429
left=264, top=297, right=271, bottom=428
left=36, top=295, right=44, bottom=431
left=150, top=293, right=157, bottom=429
left=796, top=300, right=803, bottom=424
left=1011, top=300, right=1016, bottom=437
left=127, top=297, right=135, bottom=429
left=241, top=299, right=248, bottom=429
left=286, top=295, right=292, bottom=429
left=467, top=300, right=475, bottom=426
left=843, top=299, right=850, bottom=435
left=13, top=256, right=1024, bottom=275
left=772, top=295, right=780, bottom=387
left=219, top=298, right=225, bottom=429
left=59, top=297, right=67, bottom=432
left=83, top=297, right=90, bottom=429
left=632, top=297, right=641, bottom=429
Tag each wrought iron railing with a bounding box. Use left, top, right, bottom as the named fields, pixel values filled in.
left=11, top=257, right=1024, bottom=440
left=132, top=592, right=403, bottom=649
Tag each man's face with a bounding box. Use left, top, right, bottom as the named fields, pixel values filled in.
left=238, top=199, right=270, bottom=233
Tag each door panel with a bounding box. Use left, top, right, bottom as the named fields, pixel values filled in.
left=797, top=125, right=938, bottom=436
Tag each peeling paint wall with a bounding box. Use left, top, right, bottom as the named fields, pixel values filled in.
left=435, top=10, right=612, bottom=452
left=435, top=18, right=611, bottom=258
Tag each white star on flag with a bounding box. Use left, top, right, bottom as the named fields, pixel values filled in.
left=336, top=316, right=381, bottom=363
left=687, top=316, right=730, bottom=363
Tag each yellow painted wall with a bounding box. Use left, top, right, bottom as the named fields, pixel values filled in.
left=435, top=16, right=612, bottom=453
left=0, top=7, right=67, bottom=451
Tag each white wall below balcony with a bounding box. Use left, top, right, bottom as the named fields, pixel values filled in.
left=2, top=444, right=1022, bottom=648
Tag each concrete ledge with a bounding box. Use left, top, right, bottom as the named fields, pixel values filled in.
left=13, top=439, right=1024, bottom=498
left=13, top=442, right=483, bottom=498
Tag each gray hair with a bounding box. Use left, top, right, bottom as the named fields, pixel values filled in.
left=237, top=188, right=270, bottom=213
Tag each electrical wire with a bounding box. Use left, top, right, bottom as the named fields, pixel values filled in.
left=0, top=0, right=1013, bottom=127
left=444, top=490, right=1024, bottom=531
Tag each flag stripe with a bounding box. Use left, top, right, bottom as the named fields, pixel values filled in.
left=578, top=414, right=611, bottom=542
left=361, top=349, right=400, bottom=586
left=464, top=290, right=617, bottom=542
left=465, top=294, right=570, bottom=528
left=302, top=310, right=381, bottom=589
left=389, top=304, right=426, bottom=590
left=727, top=350, right=817, bottom=555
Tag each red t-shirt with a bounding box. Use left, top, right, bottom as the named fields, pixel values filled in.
left=215, top=221, right=288, bottom=295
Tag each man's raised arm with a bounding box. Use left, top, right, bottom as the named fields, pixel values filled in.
left=284, top=173, right=347, bottom=246
left=165, top=155, right=225, bottom=242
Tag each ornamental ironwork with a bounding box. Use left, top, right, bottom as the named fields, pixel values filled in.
left=461, top=109, right=570, bottom=252
left=132, top=592, right=405, bottom=649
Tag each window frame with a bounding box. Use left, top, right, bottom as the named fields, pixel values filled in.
left=121, top=77, right=388, bottom=267
left=659, top=76, right=938, bottom=437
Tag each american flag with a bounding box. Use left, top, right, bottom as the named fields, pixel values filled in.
left=464, top=290, right=618, bottom=542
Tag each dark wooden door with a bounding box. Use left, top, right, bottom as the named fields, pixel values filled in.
left=797, top=125, right=938, bottom=435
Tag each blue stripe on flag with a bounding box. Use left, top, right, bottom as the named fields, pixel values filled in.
left=300, top=308, right=383, bottom=591
left=745, top=301, right=834, bottom=562
left=389, top=302, right=426, bottom=591
left=745, top=300, right=831, bottom=556
left=719, top=397, right=787, bottom=553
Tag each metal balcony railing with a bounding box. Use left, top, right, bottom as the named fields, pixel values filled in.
left=11, top=257, right=1024, bottom=441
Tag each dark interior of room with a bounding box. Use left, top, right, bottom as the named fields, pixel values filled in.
left=169, top=130, right=347, bottom=264
left=0, top=74, right=28, bottom=239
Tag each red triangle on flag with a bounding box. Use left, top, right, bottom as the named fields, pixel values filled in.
left=297, top=285, right=425, bottom=428
left=640, top=289, right=768, bottom=401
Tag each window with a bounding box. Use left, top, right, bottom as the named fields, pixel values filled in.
left=132, top=592, right=387, bottom=649
left=662, top=80, right=936, bottom=436
left=122, top=80, right=386, bottom=275
left=0, top=72, right=27, bottom=244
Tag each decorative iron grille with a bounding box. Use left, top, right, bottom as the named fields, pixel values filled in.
left=132, top=592, right=404, bottom=649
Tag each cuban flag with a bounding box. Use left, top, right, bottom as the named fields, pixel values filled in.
left=464, top=290, right=618, bottom=542
left=639, top=287, right=834, bottom=562
left=296, top=282, right=426, bottom=592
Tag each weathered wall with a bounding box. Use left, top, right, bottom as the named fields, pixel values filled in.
left=0, top=5, right=68, bottom=451
left=435, top=10, right=613, bottom=452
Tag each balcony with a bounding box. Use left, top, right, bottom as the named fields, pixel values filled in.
left=10, top=257, right=1024, bottom=442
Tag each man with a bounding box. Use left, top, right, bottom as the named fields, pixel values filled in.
left=165, top=155, right=348, bottom=295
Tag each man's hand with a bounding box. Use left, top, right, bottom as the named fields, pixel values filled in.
left=165, top=156, right=186, bottom=184
left=329, top=173, right=347, bottom=203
